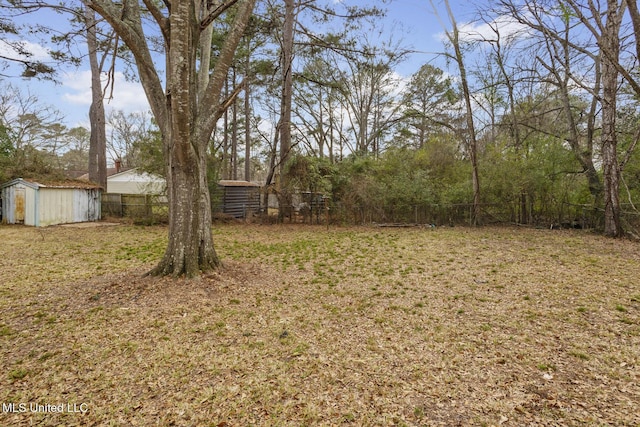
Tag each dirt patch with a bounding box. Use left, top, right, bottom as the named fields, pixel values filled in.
left=64, top=261, right=267, bottom=309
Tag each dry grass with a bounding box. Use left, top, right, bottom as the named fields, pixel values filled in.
left=1, top=223, right=639, bottom=426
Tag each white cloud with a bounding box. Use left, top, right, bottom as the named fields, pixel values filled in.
left=0, top=38, right=53, bottom=62
left=62, top=70, right=151, bottom=116
left=389, top=70, right=410, bottom=96
left=459, top=15, right=530, bottom=43
left=435, top=14, right=530, bottom=45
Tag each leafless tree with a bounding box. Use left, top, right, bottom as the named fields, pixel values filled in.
left=432, top=0, right=481, bottom=225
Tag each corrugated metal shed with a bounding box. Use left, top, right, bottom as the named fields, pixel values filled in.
left=216, top=180, right=261, bottom=218
left=0, top=178, right=102, bottom=227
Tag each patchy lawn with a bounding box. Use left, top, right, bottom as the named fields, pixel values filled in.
left=1, top=223, right=639, bottom=426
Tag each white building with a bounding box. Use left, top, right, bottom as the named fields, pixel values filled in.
left=106, top=169, right=166, bottom=195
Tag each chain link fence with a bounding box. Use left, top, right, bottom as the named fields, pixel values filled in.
left=102, top=193, right=169, bottom=225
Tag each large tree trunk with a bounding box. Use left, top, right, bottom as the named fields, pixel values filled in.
left=278, top=0, right=295, bottom=222
left=148, top=0, right=216, bottom=277
left=232, top=68, right=239, bottom=180
left=85, top=7, right=107, bottom=190
left=223, top=78, right=230, bottom=180
left=601, top=0, right=623, bottom=236
left=150, top=132, right=220, bottom=276
left=149, top=0, right=254, bottom=276
left=244, top=75, right=251, bottom=181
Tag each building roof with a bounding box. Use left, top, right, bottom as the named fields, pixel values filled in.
left=76, top=166, right=127, bottom=181
left=1, top=178, right=102, bottom=190
left=107, top=168, right=165, bottom=182
left=218, top=180, right=261, bottom=187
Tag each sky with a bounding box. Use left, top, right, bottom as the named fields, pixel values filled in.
left=2, top=0, right=483, bottom=130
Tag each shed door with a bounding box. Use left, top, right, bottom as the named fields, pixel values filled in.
left=87, top=189, right=99, bottom=221
left=15, top=187, right=25, bottom=223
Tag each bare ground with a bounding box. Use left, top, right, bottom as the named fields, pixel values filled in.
left=0, top=223, right=639, bottom=426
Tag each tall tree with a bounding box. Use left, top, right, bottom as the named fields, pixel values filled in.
left=0, top=82, right=66, bottom=151
left=106, top=110, right=155, bottom=168
left=258, top=0, right=391, bottom=210
left=85, top=6, right=107, bottom=189
left=60, top=126, right=91, bottom=175
left=563, top=0, right=635, bottom=236
left=295, top=56, right=342, bottom=159
left=86, top=0, right=257, bottom=277
left=518, top=0, right=627, bottom=235
left=597, top=0, right=624, bottom=236
left=495, top=0, right=604, bottom=202
left=400, top=64, right=455, bottom=149
left=474, top=15, right=533, bottom=224
left=336, top=49, right=405, bottom=157
left=212, top=9, right=270, bottom=182
left=277, top=0, right=295, bottom=220
left=433, top=0, right=481, bottom=225
left=244, top=51, right=251, bottom=181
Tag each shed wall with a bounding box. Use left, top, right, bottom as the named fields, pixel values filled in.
left=73, top=188, right=101, bottom=222
left=1, top=182, right=37, bottom=225
left=39, top=188, right=75, bottom=226
left=218, top=185, right=261, bottom=218
left=1, top=185, right=14, bottom=223
left=37, top=188, right=101, bottom=226
left=74, top=190, right=86, bottom=222
left=23, top=185, right=37, bottom=226
left=1, top=185, right=13, bottom=223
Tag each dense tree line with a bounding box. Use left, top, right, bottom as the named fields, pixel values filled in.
left=261, top=0, right=640, bottom=233
left=2, top=0, right=640, bottom=275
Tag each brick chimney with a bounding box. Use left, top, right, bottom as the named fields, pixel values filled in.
left=115, top=158, right=122, bottom=173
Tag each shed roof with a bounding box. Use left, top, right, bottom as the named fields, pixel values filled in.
left=218, top=180, right=261, bottom=187
left=1, top=178, right=102, bottom=190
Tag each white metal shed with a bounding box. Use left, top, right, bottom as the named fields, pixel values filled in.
left=0, top=178, right=102, bottom=227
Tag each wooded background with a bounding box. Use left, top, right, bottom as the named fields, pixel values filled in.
left=1, top=0, right=640, bottom=234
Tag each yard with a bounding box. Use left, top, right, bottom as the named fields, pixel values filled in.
left=0, top=223, right=639, bottom=426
